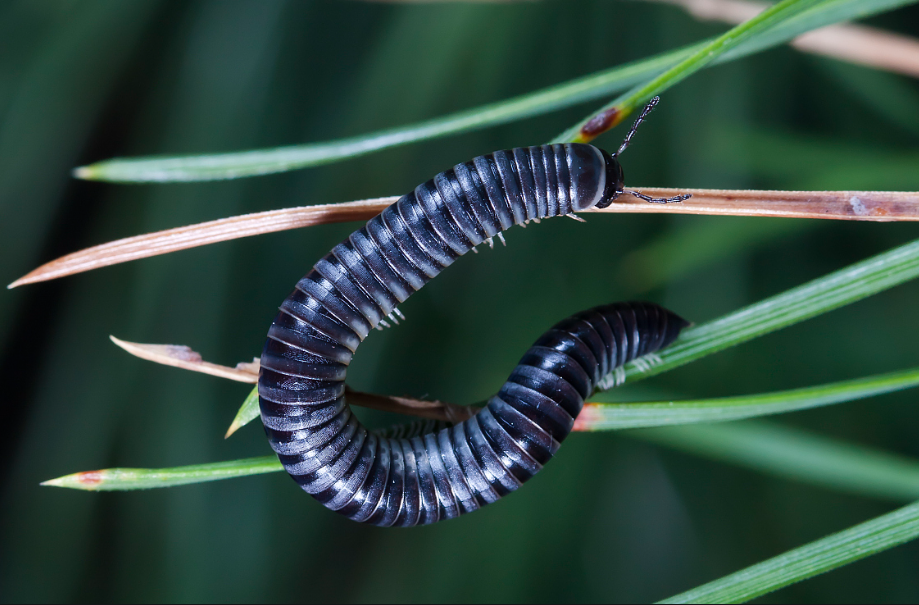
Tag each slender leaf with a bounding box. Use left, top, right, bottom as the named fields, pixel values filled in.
left=578, top=366, right=919, bottom=429
left=226, top=386, right=260, bottom=438
left=659, top=498, right=919, bottom=603
left=635, top=421, right=919, bottom=501
left=41, top=456, right=282, bottom=491
left=559, top=0, right=827, bottom=143
left=558, top=0, right=919, bottom=143
left=75, top=0, right=919, bottom=182
left=44, top=420, right=919, bottom=504
left=73, top=47, right=694, bottom=182
left=618, top=236, right=919, bottom=384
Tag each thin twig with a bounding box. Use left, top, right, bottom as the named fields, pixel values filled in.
left=109, top=336, right=260, bottom=383
left=592, top=188, right=919, bottom=220
left=10, top=189, right=919, bottom=288
left=649, top=0, right=919, bottom=78
left=345, top=388, right=477, bottom=423
left=110, top=336, right=475, bottom=423
left=8, top=197, right=396, bottom=288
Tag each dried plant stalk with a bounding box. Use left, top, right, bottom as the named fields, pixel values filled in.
left=109, top=336, right=260, bottom=383
left=11, top=189, right=919, bottom=288
left=8, top=197, right=396, bottom=288
left=111, top=336, right=474, bottom=423
left=792, top=25, right=919, bottom=77
left=345, top=388, right=477, bottom=423
left=592, top=188, right=919, bottom=220
left=649, top=0, right=919, bottom=78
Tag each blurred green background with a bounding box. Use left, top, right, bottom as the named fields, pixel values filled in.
left=2, top=0, right=919, bottom=602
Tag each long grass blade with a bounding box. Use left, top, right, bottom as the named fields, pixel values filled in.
left=560, top=0, right=826, bottom=143
left=617, top=236, right=919, bottom=384
left=74, top=0, right=917, bottom=182
left=635, top=421, right=919, bottom=501
left=12, top=189, right=919, bottom=288
left=44, top=421, right=919, bottom=502
left=225, top=363, right=919, bottom=436
left=659, top=498, right=919, bottom=603
left=576, top=366, right=919, bottom=430
left=41, top=456, right=283, bottom=491
left=557, top=0, right=918, bottom=143
left=73, top=48, right=693, bottom=182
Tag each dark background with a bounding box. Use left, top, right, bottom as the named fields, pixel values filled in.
left=2, top=0, right=919, bottom=602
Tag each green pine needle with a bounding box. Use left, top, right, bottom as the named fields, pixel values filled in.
left=659, top=498, right=919, bottom=603
left=41, top=457, right=282, bottom=491
left=581, top=366, right=919, bottom=429
left=617, top=236, right=919, bottom=384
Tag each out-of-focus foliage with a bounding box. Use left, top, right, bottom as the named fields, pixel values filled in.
left=2, top=0, right=919, bottom=602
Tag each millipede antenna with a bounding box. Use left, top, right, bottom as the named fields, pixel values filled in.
left=623, top=189, right=692, bottom=204
left=615, top=96, right=660, bottom=157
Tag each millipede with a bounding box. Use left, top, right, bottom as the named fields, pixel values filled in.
left=259, top=97, right=691, bottom=526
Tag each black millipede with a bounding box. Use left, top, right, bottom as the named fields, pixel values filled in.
left=259, top=97, right=691, bottom=526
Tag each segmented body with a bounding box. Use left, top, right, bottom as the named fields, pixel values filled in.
left=259, top=143, right=688, bottom=526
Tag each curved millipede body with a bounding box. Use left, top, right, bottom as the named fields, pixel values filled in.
left=259, top=100, right=691, bottom=526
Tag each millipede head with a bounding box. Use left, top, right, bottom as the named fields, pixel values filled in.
left=568, top=143, right=625, bottom=212
left=594, top=147, right=625, bottom=209
left=592, top=97, right=691, bottom=208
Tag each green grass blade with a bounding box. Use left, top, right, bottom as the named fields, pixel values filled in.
left=41, top=456, right=282, bottom=491
left=557, top=0, right=827, bottom=143
left=659, top=498, right=919, bottom=603
left=225, top=385, right=259, bottom=438
left=555, top=0, right=917, bottom=143
left=74, top=46, right=695, bottom=182
left=619, top=237, right=919, bottom=384
left=582, top=367, right=919, bottom=430
left=75, top=0, right=917, bottom=182
left=43, top=420, right=919, bottom=500
left=635, top=421, right=919, bottom=502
